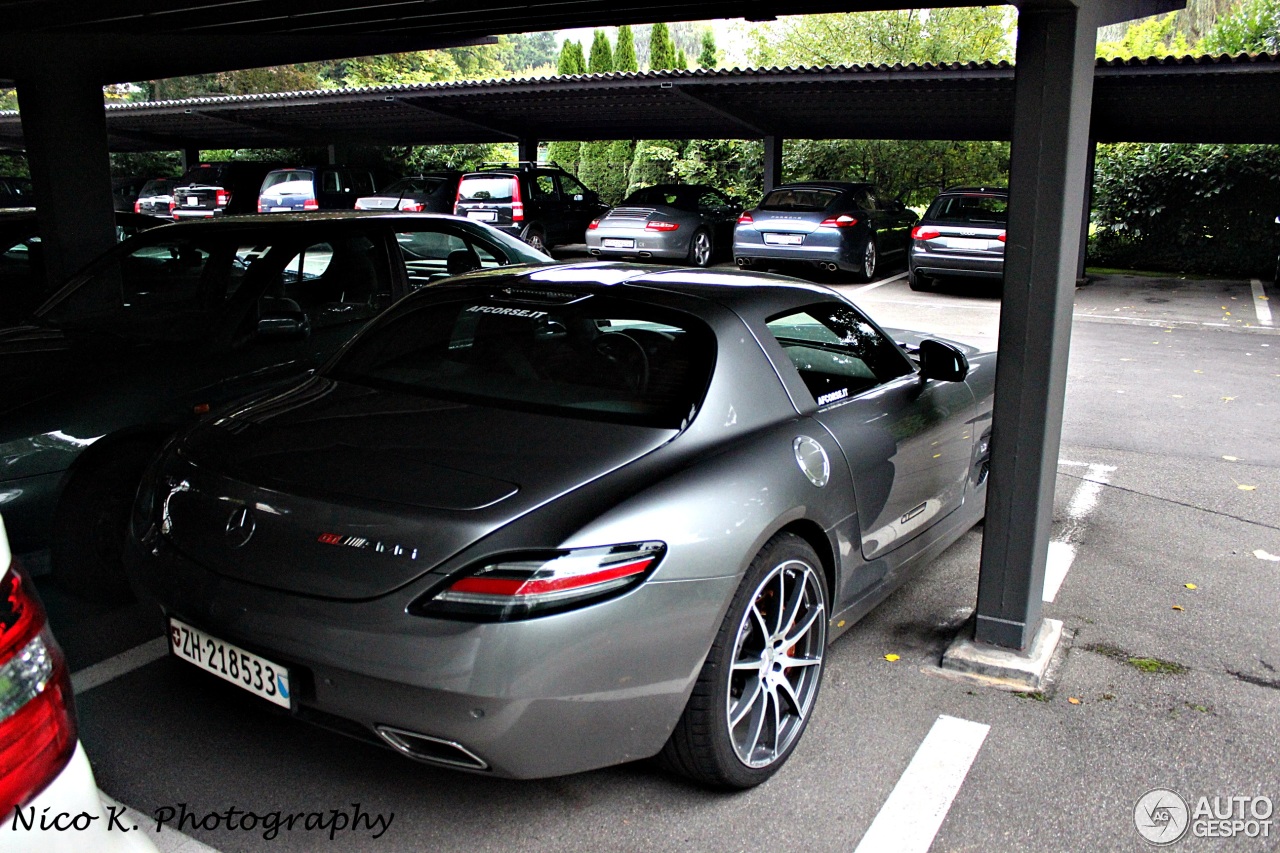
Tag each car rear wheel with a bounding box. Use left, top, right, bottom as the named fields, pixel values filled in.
left=521, top=226, right=549, bottom=254
left=858, top=237, right=878, bottom=282
left=660, top=532, right=828, bottom=789
left=908, top=269, right=934, bottom=292
left=688, top=229, right=714, bottom=267
left=51, top=440, right=159, bottom=602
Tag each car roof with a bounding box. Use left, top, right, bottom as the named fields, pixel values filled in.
left=137, top=211, right=476, bottom=230
left=769, top=181, right=870, bottom=193
left=938, top=186, right=1008, bottom=195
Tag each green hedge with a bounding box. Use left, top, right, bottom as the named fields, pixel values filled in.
left=1089, top=143, right=1280, bottom=277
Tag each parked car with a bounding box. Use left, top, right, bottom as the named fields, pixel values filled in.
left=133, top=178, right=178, bottom=216
left=0, top=175, right=33, bottom=209
left=0, top=209, right=167, bottom=326
left=110, top=176, right=153, bottom=214
left=127, top=261, right=993, bottom=789
left=172, top=161, right=284, bottom=219
left=734, top=181, right=917, bottom=281
left=0, top=212, right=549, bottom=602
left=585, top=184, right=739, bottom=267
left=0, top=515, right=161, bottom=853
left=354, top=172, right=462, bottom=214
left=908, top=187, right=1008, bottom=292
left=454, top=161, right=607, bottom=253
left=257, top=165, right=393, bottom=214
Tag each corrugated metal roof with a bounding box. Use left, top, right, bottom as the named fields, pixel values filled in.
left=2, top=54, right=1277, bottom=150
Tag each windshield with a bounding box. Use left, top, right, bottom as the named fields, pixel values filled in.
left=331, top=294, right=715, bottom=428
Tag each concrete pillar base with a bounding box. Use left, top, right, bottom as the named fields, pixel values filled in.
left=939, top=617, right=1068, bottom=693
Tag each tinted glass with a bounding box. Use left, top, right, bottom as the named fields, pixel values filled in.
left=331, top=295, right=715, bottom=428
left=263, top=170, right=314, bottom=191
left=458, top=177, right=516, bottom=202
left=760, top=188, right=839, bottom=212
left=139, top=179, right=175, bottom=197
left=383, top=177, right=443, bottom=196
left=926, top=194, right=1008, bottom=224
left=624, top=186, right=696, bottom=209
left=179, top=166, right=226, bottom=186
left=767, top=303, right=913, bottom=404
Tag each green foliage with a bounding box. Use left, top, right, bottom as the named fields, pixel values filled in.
left=110, top=151, right=182, bottom=177
left=144, top=65, right=327, bottom=100
left=598, top=139, right=636, bottom=204
left=589, top=30, right=614, bottom=74
left=676, top=49, right=688, bottom=70
left=627, top=140, right=684, bottom=193
left=0, top=154, right=27, bottom=176
left=394, top=143, right=512, bottom=173
left=506, top=32, right=559, bottom=71
left=751, top=7, right=1013, bottom=68
left=698, top=30, right=719, bottom=70
left=577, top=140, right=613, bottom=196
left=783, top=139, right=1008, bottom=207
left=649, top=23, right=678, bottom=71
left=0, top=89, right=16, bottom=111
left=1089, top=142, right=1280, bottom=276
left=546, top=141, right=582, bottom=175
left=615, top=26, right=639, bottom=72
left=671, top=139, right=763, bottom=207
left=557, top=40, right=586, bottom=75
left=1200, top=0, right=1280, bottom=54
left=1096, top=13, right=1191, bottom=59
left=333, top=52, right=459, bottom=87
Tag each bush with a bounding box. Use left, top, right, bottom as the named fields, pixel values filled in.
left=1089, top=143, right=1280, bottom=277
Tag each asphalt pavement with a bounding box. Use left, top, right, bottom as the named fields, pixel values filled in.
left=28, top=262, right=1280, bottom=853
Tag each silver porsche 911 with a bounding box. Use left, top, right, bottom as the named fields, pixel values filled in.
left=126, top=261, right=994, bottom=789
left=585, top=184, right=739, bottom=267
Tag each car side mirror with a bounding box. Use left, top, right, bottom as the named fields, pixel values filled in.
left=918, top=338, right=969, bottom=382
left=256, top=309, right=310, bottom=341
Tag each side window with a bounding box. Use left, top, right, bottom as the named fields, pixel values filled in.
left=350, top=171, right=376, bottom=195
left=698, top=191, right=729, bottom=213
left=276, top=233, right=388, bottom=313
left=559, top=174, right=588, bottom=199
left=533, top=175, right=557, bottom=199
left=395, top=229, right=507, bottom=288
left=322, top=170, right=342, bottom=193
left=850, top=189, right=876, bottom=210
left=766, top=303, right=913, bottom=406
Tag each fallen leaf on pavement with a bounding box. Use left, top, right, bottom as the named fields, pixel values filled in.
left=1184, top=583, right=1197, bottom=589
left=883, top=654, right=900, bottom=662
left=1238, top=484, right=1257, bottom=491
left=1223, top=455, right=1239, bottom=461
left=1171, top=605, right=1185, bottom=611
left=1068, top=697, right=1082, bottom=705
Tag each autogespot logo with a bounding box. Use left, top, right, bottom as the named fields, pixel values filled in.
left=1135, top=789, right=1190, bottom=845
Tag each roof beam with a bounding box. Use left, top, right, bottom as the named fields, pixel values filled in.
left=392, top=96, right=521, bottom=141
left=671, top=85, right=769, bottom=137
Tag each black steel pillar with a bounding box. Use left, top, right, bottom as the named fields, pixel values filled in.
left=16, top=70, right=116, bottom=288
left=182, top=147, right=200, bottom=171
left=763, top=135, right=783, bottom=192
left=519, top=137, right=539, bottom=164
left=973, top=5, right=1099, bottom=650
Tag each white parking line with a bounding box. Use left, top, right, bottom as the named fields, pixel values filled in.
left=850, top=271, right=909, bottom=293
left=100, top=793, right=223, bottom=853
left=70, top=636, right=169, bottom=694
left=853, top=715, right=990, bottom=853
left=1251, top=279, right=1274, bottom=327
left=1045, top=461, right=1116, bottom=602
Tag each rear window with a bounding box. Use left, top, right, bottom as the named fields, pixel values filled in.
left=178, top=166, right=226, bottom=187
left=262, top=170, right=314, bottom=191
left=458, top=176, right=516, bottom=203
left=331, top=294, right=715, bottom=428
left=926, top=194, right=1008, bottom=224
left=623, top=186, right=695, bottom=210
left=139, top=179, right=175, bottom=197
left=760, top=188, right=840, bottom=212
left=383, top=177, right=445, bottom=196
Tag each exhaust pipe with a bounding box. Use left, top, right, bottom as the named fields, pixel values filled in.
left=736, top=257, right=749, bottom=267
left=822, top=262, right=838, bottom=272
left=376, top=725, right=489, bottom=770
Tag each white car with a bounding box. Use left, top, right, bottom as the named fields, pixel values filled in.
left=0, top=516, right=159, bottom=853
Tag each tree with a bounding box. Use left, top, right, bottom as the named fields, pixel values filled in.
left=698, top=30, right=718, bottom=70
left=589, top=30, right=614, bottom=74
left=557, top=39, right=586, bottom=75
left=1200, top=0, right=1280, bottom=54
left=507, top=32, right=559, bottom=71
left=676, top=48, right=688, bottom=70
left=649, top=22, right=678, bottom=70
left=615, top=26, right=639, bottom=72
left=1095, top=12, right=1190, bottom=59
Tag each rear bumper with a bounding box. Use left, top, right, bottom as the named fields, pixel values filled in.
left=910, top=248, right=1004, bottom=280
left=734, top=236, right=859, bottom=270
left=127, top=535, right=735, bottom=779
left=586, top=228, right=687, bottom=260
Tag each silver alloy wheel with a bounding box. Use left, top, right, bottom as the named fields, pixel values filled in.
left=691, top=230, right=713, bottom=266
left=862, top=239, right=878, bottom=280
left=523, top=228, right=547, bottom=253
left=725, top=557, right=826, bottom=768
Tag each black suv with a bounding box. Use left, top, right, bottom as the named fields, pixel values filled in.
left=172, top=161, right=284, bottom=219
left=454, top=162, right=607, bottom=253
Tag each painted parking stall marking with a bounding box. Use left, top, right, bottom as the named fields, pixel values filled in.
left=1250, top=279, right=1273, bottom=327
left=853, top=714, right=990, bottom=853
left=70, top=635, right=169, bottom=694
left=1045, top=460, right=1117, bottom=602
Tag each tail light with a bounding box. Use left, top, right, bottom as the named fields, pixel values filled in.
left=645, top=221, right=679, bottom=232
left=0, top=522, right=77, bottom=815
left=400, top=202, right=424, bottom=212
left=133, top=200, right=141, bottom=213
left=911, top=227, right=942, bottom=241
left=168, top=200, right=176, bottom=213
left=215, top=190, right=230, bottom=207
left=997, top=232, right=1007, bottom=242
left=413, top=542, right=665, bottom=622
left=257, top=200, right=268, bottom=213
left=587, top=219, right=600, bottom=230
left=737, top=212, right=754, bottom=225
left=454, top=182, right=464, bottom=215
left=303, top=199, right=319, bottom=211
left=819, top=215, right=859, bottom=228
left=511, top=178, right=524, bottom=223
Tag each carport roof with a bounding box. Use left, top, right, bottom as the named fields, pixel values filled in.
left=1, top=52, right=1277, bottom=153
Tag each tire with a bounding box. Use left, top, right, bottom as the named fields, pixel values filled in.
left=521, top=226, right=549, bottom=254
left=908, top=269, right=933, bottom=292
left=687, top=228, right=714, bottom=267
left=660, top=533, right=828, bottom=789
left=50, top=440, right=159, bottom=602
left=856, top=236, right=878, bottom=282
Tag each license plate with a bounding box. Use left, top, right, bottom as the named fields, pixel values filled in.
left=602, top=238, right=635, bottom=249
left=271, top=206, right=291, bottom=212
left=466, top=210, right=497, bottom=222
left=168, top=617, right=292, bottom=708
left=185, top=196, right=199, bottom=207
left=763, top=233, right=804, bottom=246
left=948, top=237, right=989, bottom=250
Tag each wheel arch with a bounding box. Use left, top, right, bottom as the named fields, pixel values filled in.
left=57, top=424, right=174, bottom=493
left=773, top=518, right=837, bottom=606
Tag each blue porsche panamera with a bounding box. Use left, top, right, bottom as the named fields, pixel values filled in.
left=126, top=261, right=994, bottom=789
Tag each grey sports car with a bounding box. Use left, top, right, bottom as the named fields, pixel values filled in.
left=585, top=184, right=739, bottom=267
left=126, top=261, right=994, bottom=789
